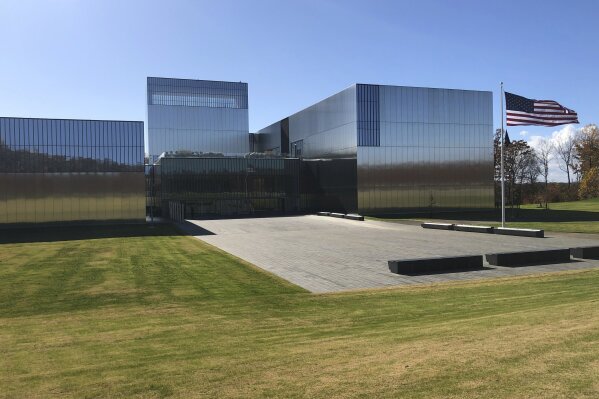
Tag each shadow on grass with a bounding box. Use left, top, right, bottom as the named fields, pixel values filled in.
left=379, top=208, right=599, bottom=223
left=175, top=220, right=216, bottom=237
left=0, top=221, right=214, bottom=244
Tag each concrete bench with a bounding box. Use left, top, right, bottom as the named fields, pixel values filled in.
left=317, top=212, right=330, bottom=216
left=570, top=246, right=599, bottom=259
left=485, top=248, right=571, bottom=267
left=388, top=255, right=483, bottom=275
left=421, top=222, right=454, bottom=230
left=329, top=212, right=345, bottom=218
left=494, top=227, right=544, bottom=238
left=344, top=214, right=364, bottom=221
left=454, top=224, right=494, bottom=234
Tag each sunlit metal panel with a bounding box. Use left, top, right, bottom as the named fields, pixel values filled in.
left=356, top=85, right=494, bottom=214
left=0, top=117, right=145, bottom=224
left=147, top=77, right=249, bottom=161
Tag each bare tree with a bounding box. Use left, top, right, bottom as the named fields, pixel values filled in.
left=503, top=140, right=536, bottom=207
left=514, top=146, right=541, bottom=206
left=524, top=149, right=542, bottom=185
left=536, top=139, right=553, bottom=207
left=553, top=134, right=577, bottom=189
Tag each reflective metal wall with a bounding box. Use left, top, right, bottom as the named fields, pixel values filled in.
left=257, top=86, right=358, bottom=212
left=257, top=86, right=358, bottom=159
left=154, top=156, right=300, bottom=217
left=147, top=77, right=249, bottom=160
left=255, top=120, right=283, bottom=154
left=253, top=84, right=494, bottom=214
left=357, top=85, right=494, bottom=213
left=0, top=117, right=145, bottom=224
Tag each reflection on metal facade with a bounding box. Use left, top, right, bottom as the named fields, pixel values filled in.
left=147, top=77, right=249, bottom=160
left=359, top=86, right=494, bottom=213
left=0, top=117, right=145, bottom=224
left=257, top=85, right=358, bottom=159
left=257, top=85, right=359, bottom=212
left=152, top=156, right=300, bottom=217
left=257, top=84, right=494, bottom=214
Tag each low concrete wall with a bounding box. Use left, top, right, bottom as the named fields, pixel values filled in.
left=570, top=246, right=599, bottom=259
left=454, top=224, right=494, bottom=234
left=421, top=222, right=454, bottom=230
left=485, top=249, right=570, bottom=266
left=317, top=212, right=364, bottom=221
left=345, top=214, right=364, bottom=221
left=494, top=227, right=544, bottom=238
left=388, top=255, right=483, bottom=275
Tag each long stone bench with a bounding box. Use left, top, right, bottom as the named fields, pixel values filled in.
left=454, top=224, right=494, bottom=234
left=388, top=255, right=483, bottom=275
left=421, top=222, right=454, bottom=230
left=485, top=248, right=571, bottom=267
left=317, top=212, right=330, bottom=216
left=329, top=212, right=345, bottom=218
left=570, top=246, right=599, bottom=259
left=344, top=214, right=364, bottom=221
left=494, top=227, right=544, bottom=238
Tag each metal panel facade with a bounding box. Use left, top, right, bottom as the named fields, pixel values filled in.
left=147, top=77, right=249, bottom=160
left=255, top=120, right=283, bottom=154
left=154, top=157, right=300, bottom=217
left=0, top=117, right=145, bottom=224
left=257, top=85, right=358, bottom=212
left=257, top=84, right=493, bottom=214
left=257, top=85, right=358, bottom=158
left=357, top=85, right=494, bottom=213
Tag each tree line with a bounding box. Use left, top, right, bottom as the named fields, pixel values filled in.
left=494, top=124, right=599, bottom=207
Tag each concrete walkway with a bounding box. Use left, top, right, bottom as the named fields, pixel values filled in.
left=187, top=215, right=599, bottom=293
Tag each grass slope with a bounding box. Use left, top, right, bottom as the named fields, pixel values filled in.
left=1, top=224, right=599, bottom=398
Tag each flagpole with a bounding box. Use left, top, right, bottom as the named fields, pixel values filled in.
left=500, top=82, right=506, bottom=228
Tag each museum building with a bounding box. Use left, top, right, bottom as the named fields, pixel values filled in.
left=0, top=78, right=494, bottom=224
left=149, top=79, right=494, bottom=218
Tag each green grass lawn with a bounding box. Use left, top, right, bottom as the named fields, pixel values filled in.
left=1, top=224, right=599, bottom=398
left=372, top=197, right=599, bottom=234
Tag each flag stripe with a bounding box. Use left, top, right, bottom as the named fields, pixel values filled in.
left=507, top=117, right=578, bottom=123
left=507, top=120, right=576, bottom=126
left=508, top=111, right=578, bottom=119
left=508, top=120, right=578, bottom=125
left=507, top=113, right=578, bottom=122
left=507, top=118, right=579, bottom=124
left=534, top=105, right=562, bottom=109
left=532, top=110, right=576, bottom=115
left=507, top=121, right=577, bottom=126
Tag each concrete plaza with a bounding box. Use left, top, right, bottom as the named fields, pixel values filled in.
left=187, top=215, right=599, bottom=293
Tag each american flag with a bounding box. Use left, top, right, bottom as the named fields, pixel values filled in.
left=505, top=92, right=579, bottom=127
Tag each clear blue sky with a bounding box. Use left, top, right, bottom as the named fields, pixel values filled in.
left=1, top=0, right=597, bottom=171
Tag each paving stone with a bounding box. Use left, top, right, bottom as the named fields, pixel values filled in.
left=188, top=216, right=599, bottom=293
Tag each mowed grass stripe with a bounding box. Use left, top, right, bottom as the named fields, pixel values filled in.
left=0, top=224, right=598, bottom=398
left=0, top=226, right=305, bottom=318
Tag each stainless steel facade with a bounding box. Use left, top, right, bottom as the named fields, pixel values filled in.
left=151, top=156, right=300, bottom=217
left=147, top=77, right=249, bottom=160
left=359, top=85, right=494, bottom=213
left=257, top=85, right=357, bottom=158
left=257, top=84, right=494, bottom=214
left=0, top=117, right=145, bottom=224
